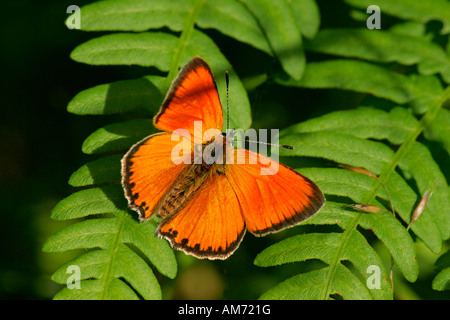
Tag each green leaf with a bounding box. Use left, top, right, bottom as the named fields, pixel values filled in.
left=287, top=0, right=320, bottom=39
left=281, top=107, right=417, bottom=145
left=345, top=0, right=450, bottom=34
left=303, top=201, right=356, bottom=230
left=302, top=167, right=439, bottom=257
left=71, top=32, right=176, bottom=68
left=73, top=0, right=189, bottom=32
left=53, top=279, right=138, bottom=300
left=259, top=268, right=329, bottom=300
left=275, top=59, right=414, bottom=104
left=281, top=132, right=394, bottom=174
left=52, top=0, right=450, bottom=301
left=45, top=208, right=176, bottom=297
left=305, top=28, right=450, bottom=82
left=276, top=60, right=443, bottom=113
left=424, top=108, right=450, bottom=156
left=82, top=119, right=156, bottom=155
left=398, top=142, right=450, bottom=239
left=70, top=31, right=251, bottom=130
left=67, top=76, right=166, bottom=115
left=341, top=231, right=392, bottom=299
left=243, top=0, right=305, bottom=80
left=69, top=155, right=122, bottom=187
left=359, top=212, right=418, bottom=282
left=434, top=250, right=450, bottom=272
left=49, top=185, right=126, bottom=221
left=432, top=248, right=450, bottom=291
left=259, top=264, right=373, bottom=300
left=432, top=268, right=450, bottom=291
left=255, top=230, right=391, bottom=299
left=254, top=233, right=342, bottom=267
left=51, top=250, right=108, bottom=284
left=330, top=264, right=372, bottom=300
left=74, top=0, right=271, bottom=53
left=198, top=0, right=272, bottom=53
left=379, top=170, right=442, bottom=253
left=389, top=21, right=428, bottom=38
left=43, top=217, right=120, bottom=252
left=288, top=136, right=442, bottom=253
left=51, top=245, right=161, bottom=300
left=122, top=216, right=178, bottom=279
left=103, top=244, right=162, bottom=300
left=257, top=87, right=449, bottom=298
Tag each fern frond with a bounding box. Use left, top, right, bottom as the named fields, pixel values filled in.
left=432, top=250, right=450, bottom=291
left=46, top=0, right=259, bottom=299
left=47, top=0, right=450, bottom=300
left=68, top=155, right=122, bottom=187
left=256, top=3, right=450, bottom=298
left=43, top=185, right=177, bottom=299
left=424, top=108, right=450, bottom=156
left=256, top=84, right=450, bottom=299
left=344, top=0, right=450, bottom=34
left=67, top=76, right=166, bottom=115
left=242, top=0, right=305, bottom=80
left=75, top=0, right=272, bottom=54
left=275, top=59, right=442, bottom=113
left=304, top=28, right=450, bottom=82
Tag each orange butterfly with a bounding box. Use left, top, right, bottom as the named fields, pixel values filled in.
left=121, top=57, right=325, bottom=259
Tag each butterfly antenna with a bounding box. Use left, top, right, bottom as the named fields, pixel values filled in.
left=226, top=71, right=230, bottom=132
left=236, top=139, right=294, bottom=150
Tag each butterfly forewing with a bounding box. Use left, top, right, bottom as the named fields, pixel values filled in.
left=121, top=133, right=191, bottom=220
left=154, top=57, right=223, bottom=142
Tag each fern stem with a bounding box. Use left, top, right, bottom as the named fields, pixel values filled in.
left=165, top=0, right=204, bottom=89
left=321, top=85, right=450, bottom=299
left=99, top=211, right=128, bottom=299
left=371, top=85, right=450, bottom=200
left=321, top=210, right=363, bottom=299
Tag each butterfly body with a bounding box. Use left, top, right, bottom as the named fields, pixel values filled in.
left=121, top=57, right=325, bottom=259
left=161, top=159, right=215, bottom=214
left=165, top=131, right=237, bottom=209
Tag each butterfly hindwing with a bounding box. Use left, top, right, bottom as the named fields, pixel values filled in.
left=226, top=149, right=325, bottom=236
left=157, top=172, right=246, bottom=259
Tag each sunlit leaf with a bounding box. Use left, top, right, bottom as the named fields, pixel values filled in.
left=243, top=0, right=305, bottom=80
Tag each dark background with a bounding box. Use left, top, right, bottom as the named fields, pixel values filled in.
left=0, top=0, right=108, bottom=299
left=0, top=0, right=448, bottom=300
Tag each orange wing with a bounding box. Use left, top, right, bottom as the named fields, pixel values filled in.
left=121, top=132, right=191, bottom=220
left=226, top=149, right=325, bottom=236
left=157, top=173, right=246, bottom=259
left=154, top=57, right=224, bottom=141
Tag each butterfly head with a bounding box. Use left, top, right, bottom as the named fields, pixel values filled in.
left=224, top=129, right=237, bottom=147
left=200, top=129, right=237, bottom=166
